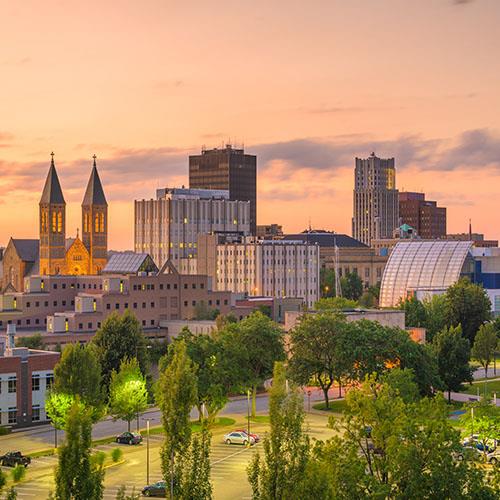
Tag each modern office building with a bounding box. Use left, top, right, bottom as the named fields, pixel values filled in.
left=134, top=187, right=250, bottom=269
left=0, top=325, right=59, bottom=428
left=282, top=230, right=387, bottom=289
left=399, top=192, right=446, bottom=239
left=352, top=153, right=399, bottom=246
left=189, top=145, right=257, bottom=234
left=193, top=235, right=320, bottom=308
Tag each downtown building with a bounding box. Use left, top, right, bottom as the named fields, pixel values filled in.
left=189, top=145, right=257, bottom=234
left=134, top=187, right=251, bottom=269
left=190, top=235, right=320, bottom=308
left=352, top=153, right=399, bottom=247
left=399, top=192, right=446, bottom=239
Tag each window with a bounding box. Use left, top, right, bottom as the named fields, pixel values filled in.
left=35, top=301, right=40, bottom=307
left=8, top=408, right=17, bottom=424
left=115, top=303, right=120, bottom=310
left=142, top=320, right=146, bottom=326
left=133, top=303, right=138, bottom=309
left=142, top=303, right=146, bottom=309
left=32, top=375, right=40, bottom=392
left=53, top=283, right=58, bottom=290
left=150, top=320, right=155, bottom=326
left=160, top=284, right=164, bottom=290
left=46, top=374, right=54, bottom=390
left=184, top=301, right=188, bottom=307
left=78, top=323, right=83, bottom=330
left=32, top=405, right=40, bottom=422
left=53, top=301, right=57, bottom=307
left=106, top=304, right=111, bottom=310
left=8, top=377, right=17, bottom=393
left=88, top=322, right=92, bottom=329
left=184, top=283, right=188, bottom=289
left=150, top=302, right=155, bottom=308
left=192, top=283, right=196, bottom=289
left=44, top=301, right=48, bottom=307
left=26, top=302, right=31, bottom=308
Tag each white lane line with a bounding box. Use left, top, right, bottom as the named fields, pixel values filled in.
left=212, top=445, right=255, bottom=465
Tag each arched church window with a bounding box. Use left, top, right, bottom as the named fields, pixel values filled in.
left=100, top=213, right=104, bottom=233
left=95, top=214, right=99, bottom=233
left=52, top=212, right=57, bottom=232
left=57, top=212, right=63, bottom=233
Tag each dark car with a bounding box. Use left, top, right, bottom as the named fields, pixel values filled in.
left=0, top=451, right=31, bottom=467
left=142, top=480, right=166, bottom=497
left=116, top=431, right=143, bottom=445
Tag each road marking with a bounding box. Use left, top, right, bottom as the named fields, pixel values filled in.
left=212, top=444, right=258, bottom=465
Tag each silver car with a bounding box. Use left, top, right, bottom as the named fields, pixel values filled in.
left=223, top=431, right=255, bottom=446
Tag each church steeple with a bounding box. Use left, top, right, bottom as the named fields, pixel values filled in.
left=82, top=155, right=108, bottom=274
left=39, top=152, right=66, bottom=275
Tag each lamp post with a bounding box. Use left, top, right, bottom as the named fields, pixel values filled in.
left=471, top=406, right=474, bottom=439
left=247, top=389, right=251, bottom=443
left=54, top=426, right=58, bottom=449
left=307, top=390, right=312, bottom=412
left=146, top=418, right=150, bottom=485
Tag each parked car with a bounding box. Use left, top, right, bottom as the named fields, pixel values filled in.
left=142, top=480, right=166, bottom=497
left=0, top=451, right=31, bottom=467
left=116, top=431, right=143, bottom=445
left=235, top=429, right=260, bottom=443
left=487, top=448, right=499, bottom=465
left=223, top=431, right=255, bottom=446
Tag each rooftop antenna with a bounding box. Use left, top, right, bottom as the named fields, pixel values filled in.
left=76, top=227, right=79, bottom=239
left=333, top=237, right=342, bottom=297
left=308, top=217, right=312, bottom=232
left=469, top=218, right=472, bottom=240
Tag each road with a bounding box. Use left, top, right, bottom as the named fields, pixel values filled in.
left=5, top=410, right=335, bottom=500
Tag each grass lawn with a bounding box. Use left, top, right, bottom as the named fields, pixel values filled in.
left=312, top=400, right=347, bottom=413
left=250, top=415, right=270, bottom=424
left=461, top=379, right=500, bottom=399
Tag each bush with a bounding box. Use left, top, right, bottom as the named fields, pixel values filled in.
left=91, top=451, right=106, bottom=468
left=0, top=425, right=11, bottom=436
left=11, top=464, right=26, bottom=483
left=111, top=447, right=123, bottom=463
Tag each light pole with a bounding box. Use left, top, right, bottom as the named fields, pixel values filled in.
left=146, top=418, right=150, bottom=485
left=307, top=390, right=312, bottom=412
left=54, top=426, right=58, bottom=449
left=247, top=389, right=251, bottom=442
left=471, top=406, right=474, bottom=439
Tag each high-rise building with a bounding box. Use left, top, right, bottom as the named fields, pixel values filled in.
left=134, top=187, right=251, bottom=268
left=352, top=153, right=399, bottom=246
left=189, top=145, right=257, bottom=234
left=398, top=192, right=446, bottom=239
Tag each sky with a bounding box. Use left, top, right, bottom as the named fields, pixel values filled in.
left=1, top=0, right=500, bottom=249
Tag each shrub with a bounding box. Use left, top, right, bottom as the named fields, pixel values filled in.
left=111, top=448, right=123, bottom=463
left=11, top=464, right=26, bottom=483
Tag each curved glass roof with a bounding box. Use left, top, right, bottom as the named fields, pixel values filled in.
left=379, top=241, right=473, bottom=307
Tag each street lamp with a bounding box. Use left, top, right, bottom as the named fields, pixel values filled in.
left=143, top=418, right=151, bottom=485
left=247, top=389, right=251, bottom=444
left=307, top=390, right=312, bottom=412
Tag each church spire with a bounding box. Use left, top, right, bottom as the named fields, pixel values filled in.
left=82, top=155, right=107, bottom=207
left=40, top=152, right=65, bottom=205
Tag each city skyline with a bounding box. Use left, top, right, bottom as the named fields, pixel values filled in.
left=2, top=0, right=500, bottom=249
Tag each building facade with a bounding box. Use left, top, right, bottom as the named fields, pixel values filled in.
left=0, top=327, right=59, bottom=428
left=135, top=187, right=250, bottom=269
left=352, top=153, right=399, bottom=246
left=195, top=235, right=320, bottom=308
left=399, top=192, right=446, bottom=239
left=256, top=224, right=283, bottom=239
left=189, top=145, right=257, bottom=234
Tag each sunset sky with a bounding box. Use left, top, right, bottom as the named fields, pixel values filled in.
left=1, top=0, right=500, bottom=249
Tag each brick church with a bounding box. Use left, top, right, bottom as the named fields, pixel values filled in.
left=1, top=154, right=108, bottom=291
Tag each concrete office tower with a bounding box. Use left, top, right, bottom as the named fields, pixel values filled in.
left=352, top=153, right=399, bottom=246
left=135, top=187, right=251, bottom=268
left=189, top=145, right=257, bottom=234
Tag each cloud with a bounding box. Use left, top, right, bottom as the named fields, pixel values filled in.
left=0, top=132, right=14, bottom=148
left=1, top=57, right=31, bottom=66
left=452, top=0, right=475, bottom=4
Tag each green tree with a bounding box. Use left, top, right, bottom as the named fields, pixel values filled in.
left=11, top=464, right=26, bottom=483
left=109, top=358, right=148, bottom=431
left=398, top=295, right=426, bottom=328
left=247, top=362, right=310, bottom=499
left=320, top=268, right=336, bottom=298
left=15, top=333, right=44, bottom=349
left=445, top=278, right=491, bottom=343
left=156, top=340, right=198, bottom=500
left=54, top=400, right=105, bottom=500
left=4, top=488, right=17, bottom=500
left=0, top=469, right=6, bottom=493
left=53, top=343, right=104, bottom=419
left=422, top=294, right=449, bottom=341
left=177, top=422, right=212, bottom=499
left=217, top=312, right=285, bottom=417
left=92, top=311, right=149, bottom=389
left=433, top=325, right=473, bottom=402
left=289, top=313, right=351, bottom=407
left=193, top=301, right=219, bottom=320
left=46, top=391, right=75, bottom=431
left=358, top=290, right=377, bottom=308
left=340, top=272, right=363, bottom=301
left=314, top=297, right=358, bottom=311
left=472, top=323, right=498, bottom=378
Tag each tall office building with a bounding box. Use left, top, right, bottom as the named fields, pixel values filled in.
left=399, top=192, right=446, bottom=239
left=352, top=153, right=399, bottom=246
left=189, top=145, right=257, bottom=234
left=134, top=187, right=250, bottom=268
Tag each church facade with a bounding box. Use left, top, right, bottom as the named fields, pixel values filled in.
left=1, top=154, right=108, bottom=291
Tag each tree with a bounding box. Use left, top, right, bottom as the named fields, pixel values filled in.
left=422, top=294, right=448, bottom=342
left=54, top=400, right=105, bottom=500
left=45, top=391, right=76, bottom=431
left=398, top=295, right=426, bottom=328
left=4, top=488, right=17, bottom=500
left=53, top=343, right=104, bottom=419
left=193, top=301, right=219, bottom=320
left=173, top=329, right=232, bottom=424
left=314, top=297, right=358, bottom=311
left=472, top=323, right=498, bottom=378
left=289, top=312, right=351, bottom=408
left=340, top=272, right=363, bottom=301
left=304, top=373, right=499, bottom=499
left=445, top=278, right=491, bottom=343
left=92, top=311, right=149, bottom=389
left=320, top=268, right=336, bottom=298
left=433, top=325, right=473, bottom=402
left=15, top=333, right=44, bottom=349
left=247, top=362, right=310, bottom=499
left=156, top=340, right=198, bottom=500
left=109, top=358, right=148, bottom=431
left=358, top=290, right=377, bottom=308
left=177, top=423, right=212, bottom=499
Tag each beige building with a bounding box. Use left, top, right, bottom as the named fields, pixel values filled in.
left=134, top=187, right=251, bottom=269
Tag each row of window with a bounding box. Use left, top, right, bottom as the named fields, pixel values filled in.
left=131, top=282, right=205, bottom=291
left=4, top=405, right=41, bottom=424
left=26, top=300, right=73, bottom=308
left=0, top=374, right=53, bottom=394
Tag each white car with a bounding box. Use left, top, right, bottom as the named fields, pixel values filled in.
left=223, top=431, right=255, bottom=446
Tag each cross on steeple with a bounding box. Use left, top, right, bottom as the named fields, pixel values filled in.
left=93, top=154, right=97, bottom=167
left=50, top=151, right=55, bottom=165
